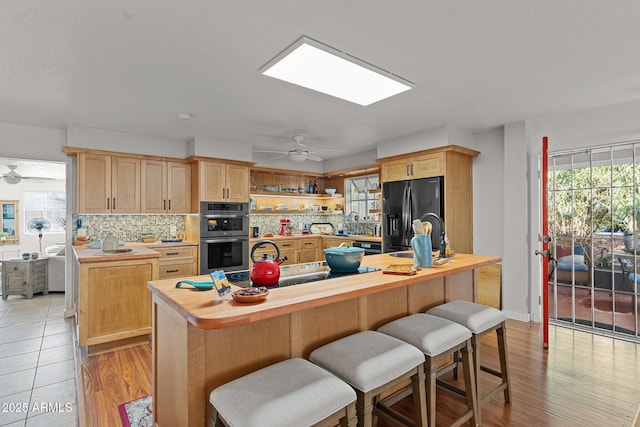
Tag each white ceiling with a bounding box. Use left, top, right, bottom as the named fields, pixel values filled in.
left=1, top=1, right=640, bottom=163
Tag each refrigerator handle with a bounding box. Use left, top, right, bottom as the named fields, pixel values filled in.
left=406, top=185, right=413, bottom=239
left=403, top=185, right=411, bottom=241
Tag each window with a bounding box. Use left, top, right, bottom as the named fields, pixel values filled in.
left=345, top=175, right=380, bottom=220
left=23, top=192, right=66, bottom=233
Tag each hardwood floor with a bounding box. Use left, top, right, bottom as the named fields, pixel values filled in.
left=78, top=320, right=640, bottom=426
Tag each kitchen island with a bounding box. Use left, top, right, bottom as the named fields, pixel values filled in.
left=147, top=252, right=501, bottom=427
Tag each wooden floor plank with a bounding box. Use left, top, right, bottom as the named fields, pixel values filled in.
left=78, top=320, right=640, bottom=426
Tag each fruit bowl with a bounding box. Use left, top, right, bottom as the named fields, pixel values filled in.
left=325, top=188, right=336, bottom=194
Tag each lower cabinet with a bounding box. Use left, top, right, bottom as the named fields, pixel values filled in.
left=76, top=257, right=158, bottom=354
left=154, top=245, right=197, bottom=279
left=249, top=237, right=320, bottom=266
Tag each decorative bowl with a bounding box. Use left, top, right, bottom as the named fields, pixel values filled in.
left=325, top=188, right=336, bottom=194
left=232, top=287, right=269, bottom=303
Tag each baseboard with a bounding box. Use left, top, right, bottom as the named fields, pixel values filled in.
left=503, top=309, right=531, bottom=322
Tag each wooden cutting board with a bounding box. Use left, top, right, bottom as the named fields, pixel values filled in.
left=382, top=264, right=418, bottom=275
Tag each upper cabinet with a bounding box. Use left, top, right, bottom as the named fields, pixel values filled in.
left=141, top=160, right=191, bottom=213
left=0, top=200, right=19, bottom=245
left=70, top=148, right=193, bottom=214
left=194, top=160, right=250, bottom=205
left=77, top=153, right=140, bottom=213
left=380, top=152, right=444, bottom=182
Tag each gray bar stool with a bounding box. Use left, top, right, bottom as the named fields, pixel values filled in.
left=310, top=330, right=427, bottom=427
left=378, top=313, right=479, bottom=427
left=209, top=358, right=357, bottom=427
left=426, top=300, right=512, bottom=408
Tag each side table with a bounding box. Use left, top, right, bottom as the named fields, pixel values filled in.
left=1, top=258, right=48, bottom=299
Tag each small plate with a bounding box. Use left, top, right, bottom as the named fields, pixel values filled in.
left=232, top=287, right=269, bottom=303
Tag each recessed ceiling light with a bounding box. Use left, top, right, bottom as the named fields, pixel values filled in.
left=260, top=36, right=414, bottom=106
left=177, top=112, right=193, bottom=120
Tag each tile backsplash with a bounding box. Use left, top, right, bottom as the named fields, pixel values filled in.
left=250, top=214, right=377, bottom=237
left=74, top=214, right=185, bottom=242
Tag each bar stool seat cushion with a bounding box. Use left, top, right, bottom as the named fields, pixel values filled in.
left=310, top=330, right=425, bottom=392
left=378, top=313, right=471, bottom=356
left=209, top=358, right=356, bottom=427
left=426, top=300, right=505, bottom=334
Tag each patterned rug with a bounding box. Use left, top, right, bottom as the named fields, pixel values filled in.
left=118, top=395, right=152, bottom=427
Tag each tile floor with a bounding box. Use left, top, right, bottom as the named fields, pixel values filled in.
left=0, top=291, right=78, bottom=427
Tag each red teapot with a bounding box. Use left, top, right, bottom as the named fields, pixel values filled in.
left=250, top=240, right=287, bottom=286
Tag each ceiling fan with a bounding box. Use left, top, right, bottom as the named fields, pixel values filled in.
left=253, top=135, right=345, bottom=163
left=1, top=165, right=56, bottom=184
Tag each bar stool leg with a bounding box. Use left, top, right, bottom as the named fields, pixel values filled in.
left=461, top=340, right=479, bottom=427
left=356, top=392, right=374, bottom=427
left=497, top=323, right=512, bottom=403
left=340, top=402, right=358, bottom=427
left=412, top=365, right=428, bottom=427
left=425, top=359, right=437, bottom=427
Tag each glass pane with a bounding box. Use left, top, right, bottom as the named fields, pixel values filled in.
left=591, top=147, right=612, bottom=188
left=614, top=293, right=635, bottom=336
left=572, top=152, right=591, bottom=189
left=593, top=290, right=613, bottom=331
left=553, top=154, right=573, bottom=190
left=612, top=144, right=635, bottom=187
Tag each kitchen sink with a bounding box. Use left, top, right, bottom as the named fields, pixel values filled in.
left=389, top=252, right=413, bottom=258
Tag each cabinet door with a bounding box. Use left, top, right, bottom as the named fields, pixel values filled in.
left=199, top=161, right=227, bottom=202
left=298, top=248, right=319, bottom=263
left=78, top=153, right=111, bottom=213
left=167, top=161, right=191, bottom=213
left=111, top=156, right=141, bottom=213
left=411, top=153, right=444, bottom=179
left=225, top=164, right=249, bottom=202
left=380, top=158, right=410, bottom=183
left=141, top=159, right=167, bottom=213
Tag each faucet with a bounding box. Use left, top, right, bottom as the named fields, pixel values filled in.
left=421, top=212, right=448, bottom=259
left=346, top=211, right=359, bottom=222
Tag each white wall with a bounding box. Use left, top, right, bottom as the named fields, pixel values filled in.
left=0, top=122, right=67, bottom=162
left=323, top=149, right=377, bottom=173
left=472, top=127, right=505, bottom=257
left=187, top=136, right=253, bottom=162
left=377, top=125, right=449, bottom=158
left=67, top=126, right=188, bottom=158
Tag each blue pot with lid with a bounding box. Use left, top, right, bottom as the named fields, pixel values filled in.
left=323, top=242, right=364, bottom=273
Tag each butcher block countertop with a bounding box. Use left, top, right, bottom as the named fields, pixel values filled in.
left=73, top=240, right=198, bottom=263
left=147, top=252, right=501, bottom=330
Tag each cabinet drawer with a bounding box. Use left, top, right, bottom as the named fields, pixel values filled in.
left=156, top=247, right=196, bottom=259
left=298, top=238, right=319, bottom=249
left=158, top=262, right=195, bottom=279
left=7, top=263, right=26, bottom=273
left=277, top=240, right=298, bottom=249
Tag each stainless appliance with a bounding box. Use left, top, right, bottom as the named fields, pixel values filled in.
left=383, top=176, right=444, bottom=252
left=200, top=202, right=249, bottom=273
left=352, top=240, right=382, bottom=255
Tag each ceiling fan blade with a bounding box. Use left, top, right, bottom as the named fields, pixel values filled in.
left=309, top=149, right=346, bottom=154
left=307, top=154, right=323, bottom=162
left=21, top=176, right=56, bottom=181
left=270, top=154, right=288, bottom=160
left=253, top=149, right=288, bottom=154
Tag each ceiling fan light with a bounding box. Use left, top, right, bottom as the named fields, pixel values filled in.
left=3, top=175, right=21, bottom=185
left=289, top=153, right=307, bottom=162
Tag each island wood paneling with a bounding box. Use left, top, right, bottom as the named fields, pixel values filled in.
left=78, top=319, right=640, bottom=427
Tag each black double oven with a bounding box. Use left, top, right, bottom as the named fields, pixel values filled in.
left=199, top=202, right=249, bottom=274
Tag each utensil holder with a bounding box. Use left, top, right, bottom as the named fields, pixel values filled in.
left=411, top=234, right=432, bottom=268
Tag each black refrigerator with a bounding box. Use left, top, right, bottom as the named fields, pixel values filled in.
left=382, top=176, right=444, bottom=252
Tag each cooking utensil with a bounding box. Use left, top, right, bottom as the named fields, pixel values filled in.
left=250, top=240, right=287, bottom=286
left=323, top=242, right=365, bottom=273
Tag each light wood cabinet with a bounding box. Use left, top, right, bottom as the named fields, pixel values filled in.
left=195, top=160, right=249, bottom=204
left=155, top=245, right=197, bottom=279
left=322, top=237, right=353, bottom=250
left=77, top=153, right=141, bottom=213
left=380, top=152, right=444, bottom=182
left=141, top=160, right=191, bottom=213
left=378, top=146, right=479, bottom=254
left=76, top=256, right=158, bottom=354
left=297, top=237, right=319, bottom=263
left=249, top=238, right=320, bottom=266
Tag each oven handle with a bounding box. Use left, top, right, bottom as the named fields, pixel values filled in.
left=203, top=214, right=248, bottom=219
left=201, top=238, right=248, bottom=243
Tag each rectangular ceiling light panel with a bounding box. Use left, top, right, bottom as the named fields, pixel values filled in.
left=261, top=36, right=414, bottom=106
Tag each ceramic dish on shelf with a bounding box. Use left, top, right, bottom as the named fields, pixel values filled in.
left=232, top=287, right=269, bottom=303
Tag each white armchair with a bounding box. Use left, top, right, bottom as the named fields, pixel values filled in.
left=45, top=245, right=66, bottom=292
